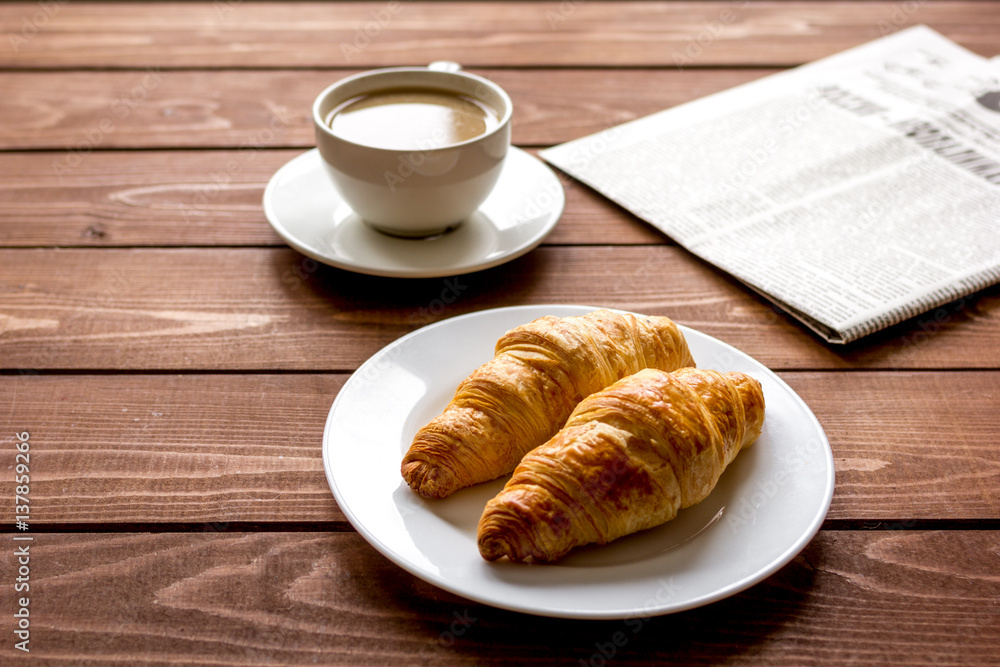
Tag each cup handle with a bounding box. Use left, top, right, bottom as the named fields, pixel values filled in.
left=428, top=61, right=462, bottom=73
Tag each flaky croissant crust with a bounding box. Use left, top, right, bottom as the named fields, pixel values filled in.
left=401, top=310, right=695, bottom=498
left=477, top=367, right=765, bottom=562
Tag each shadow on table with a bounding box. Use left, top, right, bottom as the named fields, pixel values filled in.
left=273, top=242, right=551, bottom=310
left=275, top=243, right=1000, bottom=375
left=351, top=534, right=819, bottom=664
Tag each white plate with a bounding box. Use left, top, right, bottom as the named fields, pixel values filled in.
left=263, top=147, right=563, bottom=278
left=322, top=305, right=834, bottom=619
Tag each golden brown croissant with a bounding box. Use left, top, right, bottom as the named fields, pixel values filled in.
left=477, top=367, right=765, bottom=562
left=401, top=310, right=694, bottom=498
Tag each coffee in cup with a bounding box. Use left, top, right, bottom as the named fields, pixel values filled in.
left=325, top=88, right=502, bottom=150
left=313, top=63, right=512, bottom=237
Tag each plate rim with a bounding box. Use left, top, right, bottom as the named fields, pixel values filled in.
left=263, top=147, right=564, bottom=279
left=322, top=305, right=835, bottom=619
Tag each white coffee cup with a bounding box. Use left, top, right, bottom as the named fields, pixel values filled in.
left=313, top=62, right=512, bottom=237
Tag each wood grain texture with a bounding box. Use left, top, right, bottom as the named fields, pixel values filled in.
left=785, top=371, right=1000, bottom=521
left=1, top=374, right=347, bottom=524
left=0, top=2, right=997, bottom=68
left=0, top=150, right=292, bottom=247
left=2, top=371, right=998, bottom=525
left=0, top=149, right=664, bottom=247
left=0, top=531, right=997, bottom=664
left=0, top=69, right=774, bottom=150
left=0, top=0, right=997, bottom=662
left=2, top=247, right=998, bottom=371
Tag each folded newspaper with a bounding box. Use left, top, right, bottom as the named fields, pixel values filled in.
left=540, top=26, right=1000, bottom=343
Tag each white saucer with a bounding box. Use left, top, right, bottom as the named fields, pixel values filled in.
left=263, top=147, right=564, bottom=278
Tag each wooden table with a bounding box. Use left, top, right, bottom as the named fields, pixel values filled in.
left=2, top=2, right=999, bottom=663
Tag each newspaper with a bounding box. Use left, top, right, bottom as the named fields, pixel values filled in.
left=540, top=26, right=1000, bottom=343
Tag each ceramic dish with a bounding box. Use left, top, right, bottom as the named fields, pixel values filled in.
left=263, top=148, right=563, bottom=278
left=322, top=305, right=835, bottom=619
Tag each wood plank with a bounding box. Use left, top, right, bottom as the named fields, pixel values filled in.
left=0, top=149, right=664, bottom=247
left=0, top=69, right=774, bottom=150
left=1, top=374, right=347, bottom=524
left=2, top=371, right=998, bottom=525
left=785, top=371, right=1000, bottom=521
left=0, top=2, right=996, bottom=68
left=1, top=531, right=996, bottom=663
left=1, top=247, right=998, bottom=371
left=0, top=150, right=292, bottom=247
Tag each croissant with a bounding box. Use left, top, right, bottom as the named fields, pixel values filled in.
left=477, top=367, right=765, bottom=562
left=401, top=310, right=694, bottom=498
